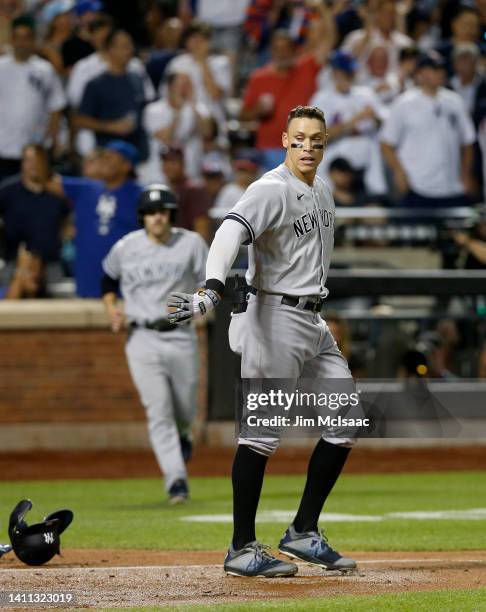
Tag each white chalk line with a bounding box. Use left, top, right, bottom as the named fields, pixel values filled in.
left=0, top=557, right=484, bottom=575
left=181, top=508, right=486, bottom=524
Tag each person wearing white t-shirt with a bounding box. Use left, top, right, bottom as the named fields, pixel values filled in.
left=381, top=52, right=476, bottom=207
left=342, top=0, right=413, bottom=85
left=0, top=16, right=66, bottom=180
left=165, top=21, right=231, bottom=138
left=209, top=153, right=260, bottom=220
left=311, top=50, right=387, bottom=195
left=138, top=72, right=212, bottom=185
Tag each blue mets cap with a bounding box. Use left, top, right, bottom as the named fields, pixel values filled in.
left=75, top=0, right=104, bottom=16
left=329, top=50, right=358, bottom=74
left=104, top=140, right=140, bottom=167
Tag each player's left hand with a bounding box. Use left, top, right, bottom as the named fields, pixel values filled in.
left=167, top=289, right=221, bottom=325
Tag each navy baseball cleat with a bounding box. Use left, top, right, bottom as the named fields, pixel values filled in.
left=224, top=541, right=298, bottom=577
left=0, top=543, right=12, bottom=558
left=168, top=479, right=189, bottom=505
left=278, top=524, right=356, bottom=570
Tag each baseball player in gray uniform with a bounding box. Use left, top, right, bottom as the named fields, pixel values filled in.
left=102, top=185, right=208, bottom=504
left=168, top=106, right=357, bottom=575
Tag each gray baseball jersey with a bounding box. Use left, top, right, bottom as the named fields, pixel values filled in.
left=224, top=163, right=335, bottom=297
left=102, top=227, right=208, bottom=323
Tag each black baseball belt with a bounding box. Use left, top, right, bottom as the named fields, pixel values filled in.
left=129, top=318, right=177, bottom=332
left=233, top=286, right=324, bottom=314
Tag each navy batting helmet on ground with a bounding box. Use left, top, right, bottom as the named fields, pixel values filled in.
left=8, top=499, right=73, bottom=566
left=137, top=184, right=178, bottom=225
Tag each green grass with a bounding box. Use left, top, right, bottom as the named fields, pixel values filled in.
left=1, top=472, right=485, bottom=551
left=80, top=588, right=486, bottom=611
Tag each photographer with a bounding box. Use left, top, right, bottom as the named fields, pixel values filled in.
left=453, top=209, right=486, bottom=268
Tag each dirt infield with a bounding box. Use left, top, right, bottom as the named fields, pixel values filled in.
left=1, top=446, right=486, bottom=481
left=0, top=550, right=485, bottom=608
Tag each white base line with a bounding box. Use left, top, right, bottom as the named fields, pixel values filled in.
left=0, top=558, right=483, bottom=574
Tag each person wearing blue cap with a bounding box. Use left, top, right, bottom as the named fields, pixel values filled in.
left=310, top=50, right=387, bottom=196
left=47, top=140, right=142, bottom=297
left=61, top=0, right=105, bottom=70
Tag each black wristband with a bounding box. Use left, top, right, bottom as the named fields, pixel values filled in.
left=205, top=278, right=225, bottom=296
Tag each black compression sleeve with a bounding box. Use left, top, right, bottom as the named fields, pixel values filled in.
left=205, top=278, right=225, bottom=296
left=101, top=273, right=120, bottom=296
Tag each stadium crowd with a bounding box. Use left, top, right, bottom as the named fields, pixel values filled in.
left=0, top=0, right=485, bottom=303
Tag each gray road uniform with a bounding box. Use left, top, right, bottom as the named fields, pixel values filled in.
left=103, top=227, right=208, bottom=491
left=221, top=164, right=355, bottom=454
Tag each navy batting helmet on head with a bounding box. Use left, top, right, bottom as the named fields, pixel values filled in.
left=137, top=184, right=178, bottom=226
left=8, top=499, right=73, bottom=566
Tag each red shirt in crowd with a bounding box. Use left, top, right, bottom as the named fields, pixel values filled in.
left=242, top=54, right=321, bottom=149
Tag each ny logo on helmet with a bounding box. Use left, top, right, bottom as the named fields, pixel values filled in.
left=43, top=532, right=55, bottom=545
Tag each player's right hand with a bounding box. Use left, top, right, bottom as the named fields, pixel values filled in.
left=107, top=306, right=125, bottom=333
left=167, top=289, right=221, bottom=325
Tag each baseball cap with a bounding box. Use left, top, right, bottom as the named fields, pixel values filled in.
left=233, top=149, right=260, bottom=172
left=202, top=160, right=226, bottom=176
left=160, top=145, right=184, bottom=160
left=329, top=157, right=354, bottom=174
left=453, top=42, right=480, bottom=60
left=329, top=50, right=358, bottom=75
left=75, top=0, right=104, bottom=16
left=416, top=50, right=445, bottom=70
left=104, top=140, right=140, bottom=167
left=40, top=0, right=75, bottom=25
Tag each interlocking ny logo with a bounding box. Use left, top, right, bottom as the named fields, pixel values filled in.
left=43, top=532, right=55, bottom=544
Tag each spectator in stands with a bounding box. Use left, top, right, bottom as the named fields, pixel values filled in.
left=144, top=17, right=183, bottom=91
left=190, top=0, right=249, bottom=55
left=209, top=151, right=260, bottom=220
left=436, top=5, right=483, bottom=77
left=365, top=45, right=398, bottom=105
left=0, top=15, right=66, bottom=181
left=342, top=0, right=413, bottom=85
left=165, top=20, right=232, bottom=140
left=61, top=0, right=105, bottom=72
left=139, top=72, right=212, bottom=184
left=201, top=160, right=227, bottom=207
left=67, top=16, right=155, bottom=156
left=48, top=140, right=141, bottom=297
left=381, top=51, right=476, bottom=207
left=0, top=0, right=23, bottom=53
left=3, top=245, right=47, bottom=299
left=39, top=0, right=75, bottom=75
left=0, top=144, right=70, bottom=289
left=76, top=29, right=152, bottom=162
left=161, top=145, right=212, bottom=242
left=450, top=43, right=484, bottom=116
left=403, top=6, right=437, bottom=52
left=397, top=46, right=420, bottom=93
left=328, top=158, right=366, bottom=207
left=311, top=50, right=387, bottom=196
left=240, top=3, right=335, bottom=170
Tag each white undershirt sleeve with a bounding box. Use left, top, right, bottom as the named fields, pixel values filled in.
left=206, top=219, right=248, bottom=284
